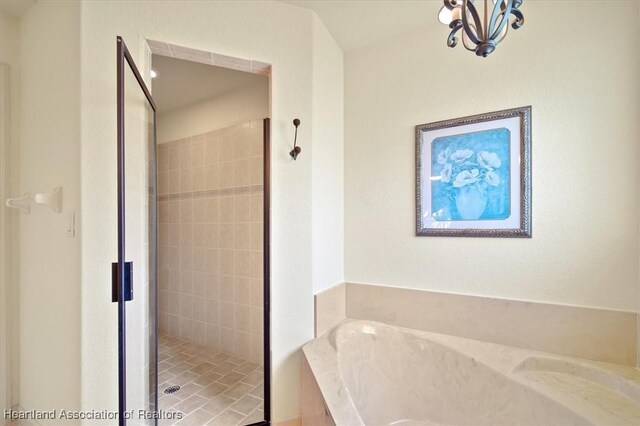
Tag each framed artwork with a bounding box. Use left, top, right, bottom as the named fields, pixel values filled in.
left=416, top=106, right=531, bottom=237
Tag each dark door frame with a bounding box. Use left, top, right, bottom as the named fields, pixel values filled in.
left=116, top=36, right=158, bottom=426
left=243, top=118, right=272, bottom=426
left=261, top=118, right=271, bottom=425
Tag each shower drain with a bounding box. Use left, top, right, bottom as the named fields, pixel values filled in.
left=163, top=385, right=180, bottom=395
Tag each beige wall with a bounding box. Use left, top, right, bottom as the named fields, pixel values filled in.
left=0, top=61, right=10, bottom=424
left=0, top=9, right=20, bottom=418
left=78, top=1, right=342, bottom=421
left=344, top=0, right=640, bottom=312
left=17, top=0, right=82, bottom=417
left=158, top=120, right=265, bottom=365
left=157, top=82, right=269, bottom=144
left=311, top=15, right=345, bottom=294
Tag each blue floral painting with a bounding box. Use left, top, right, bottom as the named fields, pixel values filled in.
left=431, top=128, right=511, bottom=221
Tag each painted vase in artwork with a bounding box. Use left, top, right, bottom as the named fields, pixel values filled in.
left=431, top=131, right=511, bottom=221
left=455, top=185, right=488, bottom=220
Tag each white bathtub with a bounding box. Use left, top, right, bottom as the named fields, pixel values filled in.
left=302, top=320, right=640, bottom=426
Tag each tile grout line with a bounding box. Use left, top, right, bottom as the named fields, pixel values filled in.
left=158, top=184, right=263, bottom=202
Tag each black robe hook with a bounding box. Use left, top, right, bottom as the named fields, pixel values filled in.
left=290, top=118, right=301, bottom=160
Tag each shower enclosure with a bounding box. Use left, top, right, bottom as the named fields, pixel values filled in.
left=152, top=51, right=271, bottom=425
left=116, top=36, right=158, bottom=424
left=116, top=37, right=271, bottom=425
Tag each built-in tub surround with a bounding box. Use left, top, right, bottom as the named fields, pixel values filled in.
left=302, top=320, right=640, bottom=426
left=158, top=119, right=264, bottom=364
left=314, top=282, right=345, bottom=337
left=315, top=282, right=638, bottom=366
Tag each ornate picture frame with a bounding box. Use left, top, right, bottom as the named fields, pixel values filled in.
left=416, top=106, right=531, bottom=237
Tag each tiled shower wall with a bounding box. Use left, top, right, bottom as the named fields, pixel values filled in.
left=157, top=119, right=264, bottom=364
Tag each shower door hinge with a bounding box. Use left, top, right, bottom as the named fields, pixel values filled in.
left=111, top=261, right=133, bottom=303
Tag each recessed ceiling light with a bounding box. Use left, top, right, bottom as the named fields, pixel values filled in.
left=150, top=69, right=158, bottom=79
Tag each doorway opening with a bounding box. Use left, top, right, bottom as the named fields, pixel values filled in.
left=151, top=44, right=271, bottom=425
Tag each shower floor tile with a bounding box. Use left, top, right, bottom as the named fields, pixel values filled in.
left=158, top=333, right=264, bottom=426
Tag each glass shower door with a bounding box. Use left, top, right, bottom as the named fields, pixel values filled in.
left=116, top=36, right=158, bottom=426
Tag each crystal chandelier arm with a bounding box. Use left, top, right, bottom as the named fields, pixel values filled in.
left=461, top=0, right=483, bottom=45
left=489, top=1, right=514, bottom=39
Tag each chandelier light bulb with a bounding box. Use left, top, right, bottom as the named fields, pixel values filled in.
left=438, top=6, right=453, bottom=25
left=451, top=6, right=462, bottom=21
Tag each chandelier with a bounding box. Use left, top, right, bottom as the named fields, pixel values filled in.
left=438, top=0, right=525, bottom=57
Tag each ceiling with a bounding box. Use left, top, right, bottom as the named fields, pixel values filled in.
left=2, top=1, right=440, bottom=52
left=0, top=0, right=35, bottom=17
left=151, top=54, right=267, bottom=114
left=281, top=0, right=440, bottom=52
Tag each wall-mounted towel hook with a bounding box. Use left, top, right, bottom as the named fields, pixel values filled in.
left=5, top=192, right=31, bottom=215
left=289, top=118, right=301, bottom=160
left=34, top=187, right=62, bottom=213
